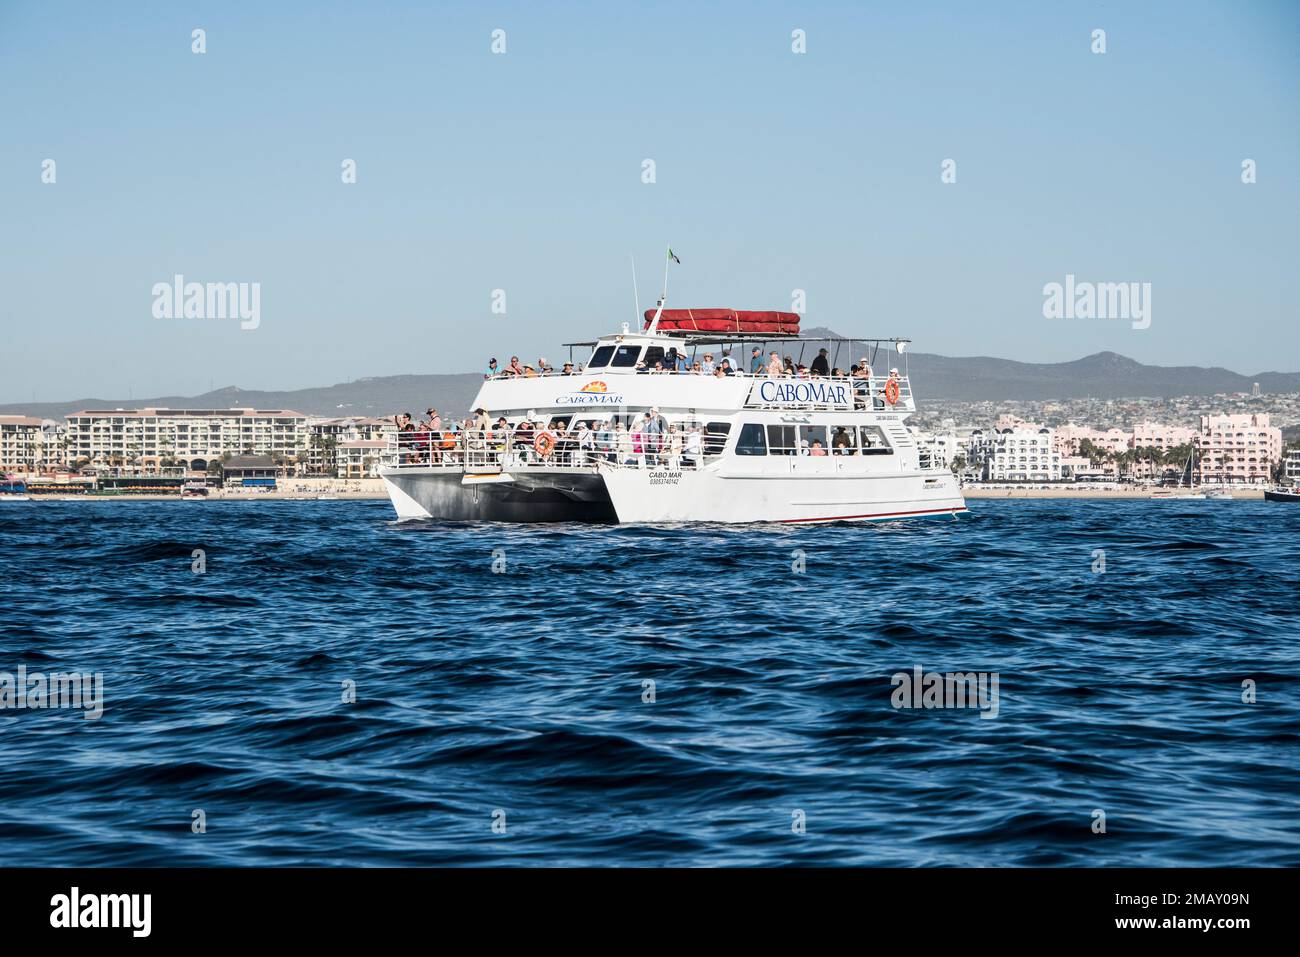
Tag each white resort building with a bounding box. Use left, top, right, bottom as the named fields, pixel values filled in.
left=63, top=407, right=309, bottom=472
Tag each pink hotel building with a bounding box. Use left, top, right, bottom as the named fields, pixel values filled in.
left=1194, top=413, right=1281, bottom=485
left=995, top=415, right=1282, bottom=484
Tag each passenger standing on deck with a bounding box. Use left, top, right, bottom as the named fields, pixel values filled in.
left=630, top=415, right=646, bottom=467
left=617, top=421, right=635, bottom=465
left=766, top=351, right=783, bottom=377
left=811, top=348, right=830, bottom=377
left=665, top=425, right=683, bottom=470
left=575, top=422, right=594, bottom=464
left=700, top=353, right=715, bottom=375
left=750, top=347, right=764, bottom=375
left=506, top=356, right=524, bottom=376
left=484, top=358, right=499, bottom=379
left=596, top=420, right=615, bottom=463
left=684, top=425, right=702, bottom=468
left=645, top=407, right=666, bottom=465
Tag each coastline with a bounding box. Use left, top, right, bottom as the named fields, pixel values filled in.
left=8, top=481, right=1270, bottom=502
left=962, top=486, right=1264, bottom=500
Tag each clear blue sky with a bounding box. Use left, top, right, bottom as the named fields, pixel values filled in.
left=2, top=0, right=1297, bottom=401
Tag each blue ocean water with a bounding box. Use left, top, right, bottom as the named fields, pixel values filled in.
left=0, top=499, right=1296, bottom=866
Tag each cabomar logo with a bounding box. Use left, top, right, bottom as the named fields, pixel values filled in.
left=555, top=380, right=624, bottom=405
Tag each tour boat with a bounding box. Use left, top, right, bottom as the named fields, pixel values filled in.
left=1264, top=488, right=1300, bottom=503
left=380, top=308, right=967, bottom=524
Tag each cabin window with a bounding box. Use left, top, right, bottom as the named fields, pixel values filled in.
left=735, top=423, right=767, bottom=456
left=642, top=346, right=665, bottom=370
left=860, top=425, right=893, bottom=455
left=587, top=345, right=615, bottom=369
left=830, top=425, right=858, bottom=454
left=704, top=422, right=731, bottom=455
left=798, top=425, right=828, bottom=455
left=610, top=345, right=641, bottom=368
left=766, top=424, right=798, bottom=456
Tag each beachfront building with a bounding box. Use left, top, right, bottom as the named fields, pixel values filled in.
left=1052, top=423, right=1131, bottom=457
left=1131, top=421, right=1197, bottom=452
left=303, top=417, right=398, bottom=476
left=1195, top=413, right=1282, bottom=485
left=337, top=440, right=390, bottom=478
left=0, top=415, right=44, bottom=474
left=970, top=427, right=1067, bottom=482
left=63, top=407, right=309, bottom=473
left=1284, top=448, right=1300, bottom=484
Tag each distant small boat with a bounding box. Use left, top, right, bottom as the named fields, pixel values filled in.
left=1204, top=488, right=1233, bottom=500
left=1152, top=490, right=1206, bottom=500
left=316, top=494, right=339, bottom=501
left=1264, top=488, right=1300, bottom=504
left=0, top=479, right=31, bottom=501
left=181, top=482, right=209, bottom=499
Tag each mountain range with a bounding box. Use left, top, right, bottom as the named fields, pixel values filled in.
left=4, top=336, right=1297, bottom=420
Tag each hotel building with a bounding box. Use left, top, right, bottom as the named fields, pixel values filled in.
left=970, top=427, right=1068, bottom=482
left=1195, top=413, right=1282, bottom=485
left=302, top=417, right=398, bottom=476
left=0, top=415, right=45, bottom=474
left=63, top=408, right=309, bottom=472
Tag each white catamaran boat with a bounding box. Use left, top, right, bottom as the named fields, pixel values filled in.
left=380, top=306, right=966, bottom=524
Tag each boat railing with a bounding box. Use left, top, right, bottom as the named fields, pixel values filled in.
left=391, top=429, right=729, bottom=472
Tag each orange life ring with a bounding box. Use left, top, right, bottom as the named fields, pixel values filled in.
left=884, top=378, right=901, bottom=405
left=534, top=431, right=557, bottom=457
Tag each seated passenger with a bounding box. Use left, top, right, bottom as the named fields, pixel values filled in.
left=810, top=439, right=827, bottom=456
left=701, top=353, right=715, bottom=375
left=506, top=356, right=524, bottom=376
left=561, top=361, right=575, bottom=375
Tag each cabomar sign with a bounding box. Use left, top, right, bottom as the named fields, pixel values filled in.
left=758, top=379, right=852, bottom=406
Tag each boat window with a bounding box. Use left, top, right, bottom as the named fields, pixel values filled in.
left=735, top=423, right=767, bottom=456
left=587, top=345, right=615, bottom=369
left=766, top=424, right=798, bottom=456
left=830, top=425, right=858, bottom=455
left=860, top=425, right=893, bottom=455
left=643, top=346, right=665, bottom=370
left=704, top=422, right=731, bottom=455
left=798, top=425, right=828, bottom=455
left=609, top=345, right=641, bottom=368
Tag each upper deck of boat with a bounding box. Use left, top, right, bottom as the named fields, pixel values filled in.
left=477, top=329, right=919, bottom=416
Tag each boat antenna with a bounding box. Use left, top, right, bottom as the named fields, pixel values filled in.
left=629, top=253, right=641, bottom=324
left=646, top=245, right=679, bottom=336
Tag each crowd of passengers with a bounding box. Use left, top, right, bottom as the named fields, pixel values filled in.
left=393, top=407, right=716, bottom=469
left=393, top=408, right=887, bottom=468
left=483, top=349, right=904, bottom=385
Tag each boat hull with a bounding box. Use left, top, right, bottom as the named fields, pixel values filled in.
left=1264, top=489, right=1300, bottom=503
left=381, top=468, right=618, bottom=522
left=382, top=465, right=966, bottom=524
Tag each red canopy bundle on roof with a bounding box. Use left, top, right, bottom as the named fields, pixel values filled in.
left=642, top=308, right=801, bottom=335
